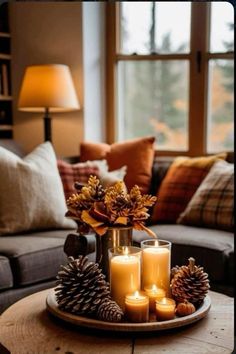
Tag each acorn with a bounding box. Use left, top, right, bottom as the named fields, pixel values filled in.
left=176, top=300, right=196, bottom=317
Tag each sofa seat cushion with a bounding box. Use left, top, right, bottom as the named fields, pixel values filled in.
left=0, top=229, right=74, bottom=286
left=132, top=224, right=234, bottom=284
left=0, top=256, right=13, bottom=290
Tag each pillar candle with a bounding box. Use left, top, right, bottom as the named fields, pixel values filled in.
left=156, top=298, right=176, bottom=321
left=110, top=254, right=140, bottom=310
left=142, top=246, right=170, bottom=295
left=125, top=291, right=149, bottom=322
left=144, top=285, right=166, bottom=312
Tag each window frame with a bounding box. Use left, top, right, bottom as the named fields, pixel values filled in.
left=105, top=2, right=234, bottom=156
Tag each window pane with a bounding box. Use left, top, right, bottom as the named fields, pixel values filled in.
left=117, top=61, right=189, bottom=151
left=120, top=2, right=191, bottom=54
left=210, top=2, right=234, bottom=53
left=207, top=59, right=234, bottom=153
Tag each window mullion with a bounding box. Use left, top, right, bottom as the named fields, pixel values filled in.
left=105, top=3, right=117, bottom=144
left=189, top=2, right=210, bottom=156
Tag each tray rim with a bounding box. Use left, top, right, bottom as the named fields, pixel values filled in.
left=46, top=289, right=211, bottom=332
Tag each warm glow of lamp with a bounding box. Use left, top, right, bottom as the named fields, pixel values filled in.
left=18, top=64, right=80, bottom=141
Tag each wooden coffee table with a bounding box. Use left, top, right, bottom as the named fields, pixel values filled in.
left=0, top=289, right=234, bottom=354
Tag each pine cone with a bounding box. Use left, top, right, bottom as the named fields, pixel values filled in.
left=171, top=257, right=210, bottom=306
left=97, top=298, right=124, bottom=322
left=55, top=256, right=124, bottom=322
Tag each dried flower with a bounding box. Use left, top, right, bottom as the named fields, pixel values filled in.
left=66, top=175, right=157, bottom=237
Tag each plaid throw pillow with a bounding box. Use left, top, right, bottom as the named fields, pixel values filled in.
left=151, top=154, right=226, bottom=223
left=177, top=160, right=234, bottom=231
left=57, top=160, right=99, bottom=200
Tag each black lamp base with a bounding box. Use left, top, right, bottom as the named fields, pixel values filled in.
left=44, top=108, right=52, bottom=142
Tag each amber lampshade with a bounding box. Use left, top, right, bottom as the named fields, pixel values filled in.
left=18, top=64, right=80, bottom=141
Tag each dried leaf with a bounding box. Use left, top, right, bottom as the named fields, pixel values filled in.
left=81, top=210, right=104, bottom=228
left=114, top=216, right=128, bottom=225
left=94, top=225, right=108, bottom=236
left=90, top=202, right=109, bottom=223
left=133, top=222, right=157, bottom=239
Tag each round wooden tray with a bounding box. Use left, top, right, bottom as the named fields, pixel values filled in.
left=46, top=289, right=211, bottom=332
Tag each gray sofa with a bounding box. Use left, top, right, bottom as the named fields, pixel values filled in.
left=0, top=140, right=234, bottom=314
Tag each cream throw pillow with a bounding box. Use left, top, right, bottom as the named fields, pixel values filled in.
left=0, top=142, right=76, bottom=235
left=84, top=159, right=127, bottom=188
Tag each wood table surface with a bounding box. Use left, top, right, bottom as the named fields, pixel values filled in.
left=0, top=289, right=234, bottom=354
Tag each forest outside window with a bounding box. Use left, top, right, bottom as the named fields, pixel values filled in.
left=106, top=2, right=234, bottom=155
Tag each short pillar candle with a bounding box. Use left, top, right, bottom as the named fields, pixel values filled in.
left=144, top=285, right=166, bottom=312
left=125, top=291, right=149, bottom=323
left=109, top=246, right=141, bottom=310
left=156, top=298, right=176, bottom=321
left=141, top=239, right=171, bottom=295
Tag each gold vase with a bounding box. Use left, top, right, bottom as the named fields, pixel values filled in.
left=95, top=226, right=133, bottom=279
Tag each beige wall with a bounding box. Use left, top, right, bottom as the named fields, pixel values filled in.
left=9, top=2, right=83, bottom=157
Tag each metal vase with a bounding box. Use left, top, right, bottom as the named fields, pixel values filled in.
left=96, top=226, right=133, bottom=279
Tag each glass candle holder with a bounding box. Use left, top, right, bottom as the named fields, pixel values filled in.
left=109, top=246, right=141, bottom=311
left=125, top=291, right=149, bottom=323
left=155, top=298, right=176, bottom=321
left=144, top=284, right=166, bottom=312
left=141, top=239, right=171, bottom=296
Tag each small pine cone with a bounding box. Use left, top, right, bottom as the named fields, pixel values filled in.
left=97, top=298, right=124, bottom=323
left=55, top=256, right=110, bottom=316
left=171, top=257, right=210, bottom=306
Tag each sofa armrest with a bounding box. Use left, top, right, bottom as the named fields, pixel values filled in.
left=64, top=233, right=96, bottom=258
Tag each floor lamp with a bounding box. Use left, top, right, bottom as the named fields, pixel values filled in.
left=18, top=64, right=80, bottom=142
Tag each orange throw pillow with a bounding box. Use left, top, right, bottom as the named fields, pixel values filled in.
left=80, top=136, right=155, bottom=193
left=80, top=142, right=110, bottom=161
left=151, top=153, right=227, bottom=224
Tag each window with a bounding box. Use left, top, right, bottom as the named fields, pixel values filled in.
left=207, top=2, right=234, bottom=153
left=106, top=2, right=234, bottom=155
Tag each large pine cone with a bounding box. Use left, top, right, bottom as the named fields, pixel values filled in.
left=55, top=256, right=123, bottom=322
left=171, top=257, right=210, bottom=306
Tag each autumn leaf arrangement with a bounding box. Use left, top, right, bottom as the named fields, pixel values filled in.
left=66, top=175, right=157, bottom=237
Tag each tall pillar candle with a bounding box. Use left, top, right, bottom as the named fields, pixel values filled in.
left=109, top=246, right=141, bottom=311
left=141, top=240, right=171, bottom=295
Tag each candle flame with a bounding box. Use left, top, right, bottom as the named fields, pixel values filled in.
left=124, top=246, right=129, bottom=255
left=162, top=298, right=167, bottom=304
left=151, top=284, right=158, bottom=292
left=134, top=290, right=140, bottom=298
left=154, top=240, right=159, bottom=247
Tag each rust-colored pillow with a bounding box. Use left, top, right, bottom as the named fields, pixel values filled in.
left=80, top=142, right=110, bottom=161
left=151, top=153, right=227, bottom=224
left=80, top=136, right=155, bottom=193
